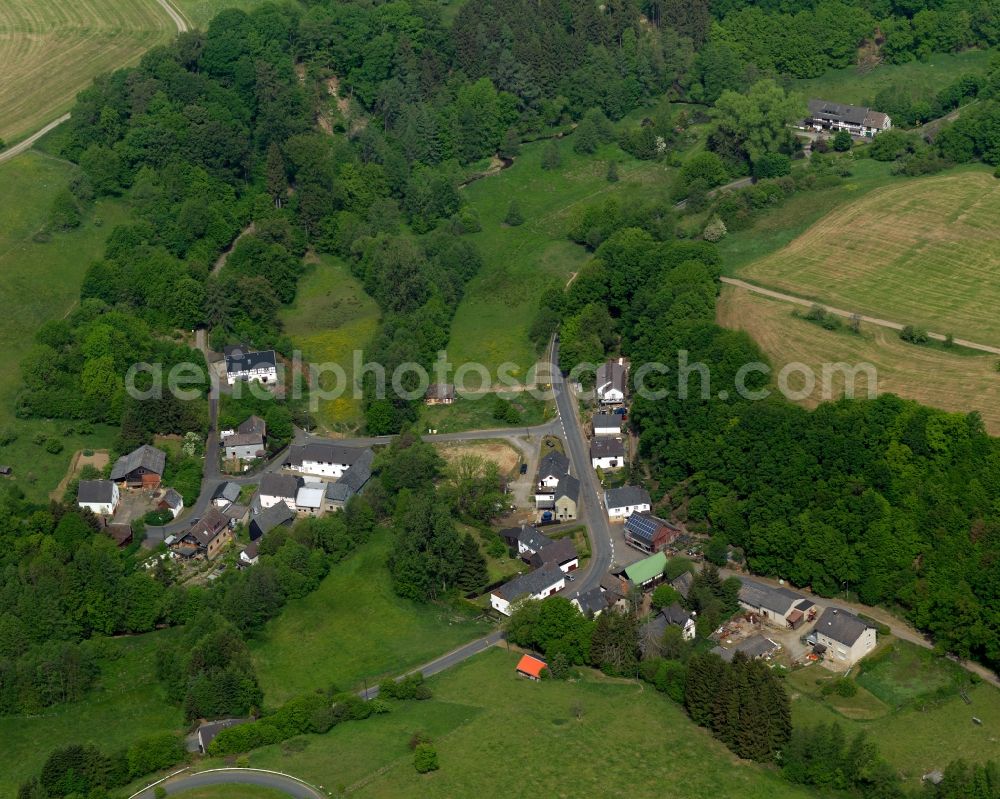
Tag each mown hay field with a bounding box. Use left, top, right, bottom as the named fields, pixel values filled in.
left=717, top=285, right=1000, bottom=432
left=737, top=168, right=1000, bottom=346
left=0, top=0, right=175, bottom=144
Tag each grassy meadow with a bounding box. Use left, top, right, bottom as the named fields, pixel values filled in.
left=0, top=0, right=175, bottom=145
left=732, top=166, right=1000, bottom=346
left=448, top=136, right=671, bottom=378
left=279, top=253, right=380, bottom=432
left=791, top=49, right=993, bottom=109
left=250, top=530, right=489, bottom=705
left=207, top=648, right=813, bottom=799
left=787, top=640, right=1000, bottom=786
left=0, top=152, right=128, bottom=500
left=0, top=631, right=183, bottom=799
left=170, top=0, right=279, bottom=29
left=716, top=285, right=1000, bottom=432
left=418, top=391, right=552, bottom=434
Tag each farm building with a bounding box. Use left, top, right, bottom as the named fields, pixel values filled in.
left=807, top=99, right=891, bottom=137
left=324, top=448, right=375, bottom=510
left=225, top=346, right=278, bottom=385
left=516, top=654, right=547, bottom=681
left=249, top=500, right=296, bottom=541
left=259, top=473, right=301, bottom=510
left=813, top=608, right=877, bottom=665
left=295, top=483, right=326, bottom=516
left=738, top=576, right=816, bottom=629
left=77, top=479, right=120, bottom=516
left=623, top=511, right=679, bottom=553
left=671, top=571, right=694, bottom=598
left=622, top=551, right=668, bottom=590
left=110, top=444, right=166, bottom=488
left=711, top=634, right=781, bottom=663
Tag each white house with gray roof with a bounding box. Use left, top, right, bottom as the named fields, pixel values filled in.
left=807, top=98, right=891, bottom=138
left=225, top=346, right=278, bottom=385
left=738, top=576, right=816, bottom=629
left=605, top=485, right=651, bottom=520
left=490, top=563, right=566, bottom=616
left=324, top=448, right=375, bottom=510
left=77, top=480, right=120, bottom=516
left=286, top=442, right=369, bottom=479
left=596, top=360, right=627, bottom=405
left=814, top=608, right=877, bottom=665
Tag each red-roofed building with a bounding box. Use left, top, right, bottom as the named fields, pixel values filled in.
left=516, top=654, right=547, bottom=681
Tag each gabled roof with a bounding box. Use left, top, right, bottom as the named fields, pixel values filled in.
left=78, top=479, right=115, bottom=504
left=555, top=473, right=579, bottom=503
left=600, top=572, right=626, bottom=599
left=808, top=98, right=869, bottom=125
left=287, top=442, right=368, bottom=467
left=605, top=485, right=651, bottom=510
left=596, top=361, right=626, bottom=396
left=186, top=507, right=229, bottom=548
left=537, top=451, right=569, bottom=480
left=259, top=473, right=300, bottom=499
left=213, top=482, right=242, bottom=504
left=425, top=383, right=455, bottom=400
left=592, top=413, right=620, bottom=430
left=624, top=511, right=675, bottom=544
left=238, top=415, right=267, bottom=436
left=251, top=500, right=295, bottom=536
left=624, top=551, right=667, bottom=585
left=340, top=448, right=374, bottom=492
left=224, top=432, right=264, bottom=449
left=738, top=577, right=805, bottom=617
left=241, top=540, right=260, bottom=562
left=591, top=438, right=625, bottom=459
left=530, top=537, right=577, bottom=568
left=160, top=488, right=183, bottom=509
left=493, top=564, right=564, bottom=602
left=225, top=347, right=276, bottom=374
left=296, top=484, right=325, bottom=509
left=661, top=602, right=692, bottom=627
left=197, top=718, right=250, bottom=749
left=110, top=444, right=165, bottom=480
left=516, top=654, right=547, bottom=679
left=671, top=570, right=694, bottom=598
left=502, top=524, right=551, bottom=552
left=573, top=586, right=608, bottom=616
left=816, top=608, right=872, bottom=647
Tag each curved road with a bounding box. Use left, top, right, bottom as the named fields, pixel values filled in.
left=0, top=0, right=188, bottom=166
left=134, top=768, right=321, bottom=798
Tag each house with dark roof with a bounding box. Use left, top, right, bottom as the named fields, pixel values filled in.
left=737, top=576, right=815, bottom=628
left=105, top=522, right=134, bottom=547
left=196, top=718, right=250, bottom=753
left=671, top=570, right=694, bottom=599
left=590, top=437, right=625, bottom=470
left=605, top=485, right=651, bottom=520
left=238, top=415, right=267, bottom=437
left=596, top=360, right=627, bottom=405
left=424, top=383, right=455, bottom=405
left=259, top=473, right=301, bottom=510
left=535, top=452, right=569, bottom=508
left=77, top=479, right=120, bottom=515
left=240, top=539, right=261, bottom=566
left=572, top=586, right=609, bottom=617
left=286, top=442, right=369, bottom=479
left=623, top=511, right=678, bottom=553
left=158, top=488, right=184, bottom=518
left=224, top=432, right=265, bottom=462
left=807, top=98, right=892, bottom=138
left=324, top=448, right=375, bottom=510
left=529, top=537, right=579, bottom=573
left=490, top=564, right=566, bottom=616
left=225, top=346, right=277, bottom=386
left=641, top=602, right=696, bottom=656
left=173, top=507, right=232, bottom=560
left=592, top=413, right=621, bottom=437
left=814, top=608, right=877, bottom=665
left=110, top=444, right=166, bottom=488
left=711, top=634, right=781, bottom=663
left=248, top=500, right=295, bottom=541
left=554, top=473, right=579, bottom=521
left=500, top=524, right=552, bottom=559
left=212, top=481, right=242, bottom=508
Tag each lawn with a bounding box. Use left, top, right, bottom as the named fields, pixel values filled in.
left=0, top=630, right=183, bottom=799
left=0, top=0, right=176, bottom=145
left=250, top=530, right=490, bottom=706
left=716, top=284, right=1000, bottom=433
left=279, top=253, right=380, bottom=432
left=0, top=152, right=129, bottom=500
left=792, top=50, right=993, bottom=110
left=787, top=640, right=1000, bottom=786
left=205, top=648, right=813, bottom=799
left=448, top=137, right=671, bottom=377
left=732, top=166, right=1000, bottom=346
left=168, top=0, right=273, bottom=28
left=418, top=392, right=552, bottom=434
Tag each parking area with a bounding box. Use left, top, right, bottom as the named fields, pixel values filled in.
left=112, top=488, right=162, bottom=525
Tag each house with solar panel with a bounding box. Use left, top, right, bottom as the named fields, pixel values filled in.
left=623, top=511, right=679, bottom=554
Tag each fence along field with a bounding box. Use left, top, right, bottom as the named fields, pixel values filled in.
left=737, top=168, right=1000, bottom=346
left=0, top=0, right=176, bottom=145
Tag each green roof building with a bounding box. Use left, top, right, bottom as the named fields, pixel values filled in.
left=623, top=551, right=668, bottom=588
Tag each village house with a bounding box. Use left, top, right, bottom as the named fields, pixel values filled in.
left=225, top=346, right=278, bottom=386
left=110, top=444, right=166, bottom=489
left=516, top=654, right=547, bottom=681
left=77, top=479, right=120, bottom=516
left=295, top=482, right=325, bottom=516
left=212, top=481, right=242, bottom=508
left=157, top=488, right=184, bottom=519
left=711, top=634, right=781, bottom=663
left=592, top=413, right=621, bottom=437
left=813, top=608, right=877, bottom=665
left=500, top=524, right=553, bottom=559
left=807, top=98, right=892, bottom=138
left=605, top=485, right=651, bottom=520
left=590, top=437, right=625, bottom=470
left=622, top=550, right=667, bottom=590
left=224, top=432, right=265, bottom=462
left=623, top=511, right=680, bottom=554
left=490, top=564, right=566, bottom=616
left=105, top=522, right=133, bottom=547
left=641, top=602, right=696, bottom=656
left=259, top=473, right=301, bottom=510
left=195, top=719, right=249, bottom=753
left=248, top=500, right=296, bottom=541
left=600, top=572, right=630, bottom=612
left=239, top=539, right=261, bottom=566
left=172, top=507, right=232, bottom=560
left=738, top=576, right=817, bottom=629
left=286, top=442, right=369, bottom=479
left=671, top=570, right=694, bottom=599
left=535, top=451, right=570, bottom=507
left=238, top=415, right=267, bottom=438
left=424, top=383, right=455, bottom=405
left=572, top=586, right=609, bottom=617
left=225, top=503, right=249, bottom=527
left=323, top=448, right=375, bottom=511
left=553, top=474, right=579, bottom=521
left=595, top=360, right=627, bottom=405
left=529, top=537, right=579, bottom=573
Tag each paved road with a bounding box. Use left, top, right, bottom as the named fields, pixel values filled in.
left=721, top=277, right=1000, bottom=356
left=134, top=768, right=321, bottom=798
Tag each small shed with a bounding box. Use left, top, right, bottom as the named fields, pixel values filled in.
left=516, top=654, right=547, bottom=681
left=0, top=465, right=11, bottom=476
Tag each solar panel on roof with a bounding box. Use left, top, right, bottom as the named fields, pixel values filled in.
left=625, top=513, right=659, bottom=542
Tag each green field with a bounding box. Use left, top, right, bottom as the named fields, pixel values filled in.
left=788, top=640, right=1000, bottom=786
left=792, top=49, right=993, bottom=109
left=0, top=631, right=183, bottom=799
left=208, top=648, right=812, bottom=799
left=732, top=166, right=1000, bottom=346
left=250, top=531, right=489, bottom=705
left=449, top=137, right=670, bottom=377
left=0, top=152, right=128, bottom=500
left=418, top=392, right=552, bottom=434
left=170, top=0, right=275, bottom=29
left=279, top=254, right=380, bottom=432
left=0, top=0, right=176, bottom=145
